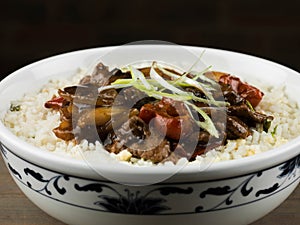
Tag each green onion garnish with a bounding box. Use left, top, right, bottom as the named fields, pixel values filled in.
left=99, top=62, right=227, bottom=137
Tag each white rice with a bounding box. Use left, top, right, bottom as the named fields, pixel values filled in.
left=2, top=70, right=300, bottom=166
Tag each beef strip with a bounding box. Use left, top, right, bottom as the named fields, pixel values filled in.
left=107, top=69, right=131, bottom=84
left=60, top=85, right=118, bottom=107
left=79, top=63, right=112, bottom=86
left=226, top=116, right=251, bottom=139
left=227, top=103, right=273, bottom=124
left=221, top=84, right=245, bottom=105
left=116, top=115, right=150, bottom=146
left=113, top=87, right=149, bottom=108
left=105, top=115, right=151, bottom=153
left=105, top=116, right=174, bottom=163
left=130, top=139, right=172, bottom=164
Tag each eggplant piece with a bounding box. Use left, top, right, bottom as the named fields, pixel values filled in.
left=77, top=107, right=112, bottom=128
left=53, top=120, right=74, bottom=141
left=59, top=85, right=118, bottom=107
left=77, top=106, right=127, bottom=128
left=59, top=85, right=98, bottom=103
left=53, top=128, right=74, bottom=141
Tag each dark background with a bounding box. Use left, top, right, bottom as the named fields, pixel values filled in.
left=0, top=0, right=299, bottom=80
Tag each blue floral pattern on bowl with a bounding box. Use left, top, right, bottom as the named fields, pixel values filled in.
left=0, top=142, right=299, bottom=215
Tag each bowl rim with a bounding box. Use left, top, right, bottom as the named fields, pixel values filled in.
left=0, top=44, right=300, bottom=181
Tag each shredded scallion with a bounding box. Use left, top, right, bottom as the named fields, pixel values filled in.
left=99, top=62, right=227, bottom=137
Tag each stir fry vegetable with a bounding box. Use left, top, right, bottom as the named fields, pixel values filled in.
left=45, top=62, right=273, bottom=163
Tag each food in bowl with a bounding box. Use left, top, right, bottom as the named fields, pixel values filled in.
left=0, top=45, right=299, bottom=225
left=3, top=60, right=299, bottom=165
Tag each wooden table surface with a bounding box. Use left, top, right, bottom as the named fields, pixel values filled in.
left=0, top=158, right=299, bottom=225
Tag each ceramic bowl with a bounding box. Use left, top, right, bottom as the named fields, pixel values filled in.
left=0, top=44, right=299, bottom=225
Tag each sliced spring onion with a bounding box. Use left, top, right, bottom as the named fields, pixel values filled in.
left=190, top=65, right=220, bottom=88
left=246, top=100, right=255, bottom=112
left=98, top=83, right=133, bottom=92
left=101, top=62, right=226, bottom=137
left=133, top=83, right=193, bottom=101
left=185, top=102, right=219, bottom=138
left=155, top=64, right=215, bottom=99
left=191, top=65, right=212, bottom=80
left=271, top=125, right=278, bottom=136
left=149, top=65, right=188, bottom=96
left=177, top=50, right=206, bottom=79
left=129, top=66, right=153, bottom=89
left=111, top=78, right=132, bottom=85
left=111, top=64, right=227, bottom=105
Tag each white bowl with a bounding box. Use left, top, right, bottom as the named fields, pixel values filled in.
left=0, top=44, right=299, bottom=225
